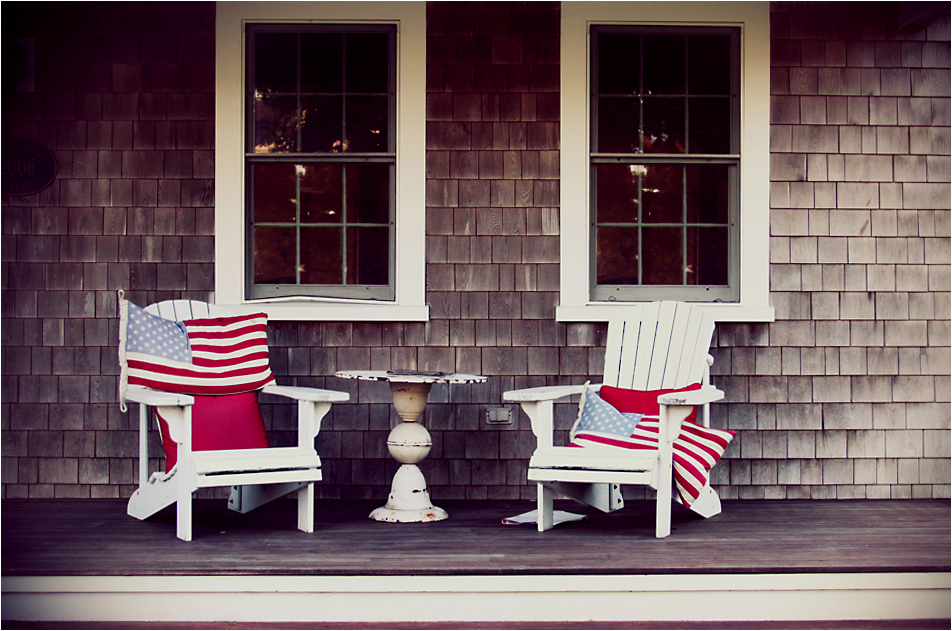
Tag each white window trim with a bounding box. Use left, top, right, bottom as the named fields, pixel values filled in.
left=557, top=1, right=774, bottom=323
left=215, top=1, right=428, bottom=321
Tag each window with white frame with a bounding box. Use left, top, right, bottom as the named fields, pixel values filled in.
left=558, top=2, right=773, bottom=323
left=216, top=2, right=427, bottom=321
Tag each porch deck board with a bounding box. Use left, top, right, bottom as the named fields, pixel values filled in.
left=2, top=498, right=949, bottom=577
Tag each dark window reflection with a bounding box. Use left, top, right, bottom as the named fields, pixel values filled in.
left=643, top=35, right=684, bottom=95
left=597, top=226, right=639, bottom=285
left=642, top=226, right=682, bottom=284
left=596, top=164, right=640, bottom=223
left=248, top=26, right=395, bottom=296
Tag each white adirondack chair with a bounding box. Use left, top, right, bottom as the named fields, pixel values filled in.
left=504, top=301, right=725, bottom=538
left=123, top=299, right=349, bottom=541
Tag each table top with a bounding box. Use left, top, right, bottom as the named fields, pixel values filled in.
left=336, top=370, right=487, bottom=384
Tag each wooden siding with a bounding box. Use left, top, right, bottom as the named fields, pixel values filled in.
left=0, top=1, right=949, bottom=503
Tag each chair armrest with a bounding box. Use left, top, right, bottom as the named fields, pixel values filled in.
left=657, top=385, right=724, bottom=407
left=503, top=384, right=592, bottom=403
left=261, top=384, right=350, bottom=403
left=124, top=388, right=194, bottom=407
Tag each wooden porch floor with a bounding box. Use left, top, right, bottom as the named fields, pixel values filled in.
left=2, top=498, right=949, bottom=576
left=2, top=498, right=950, bottom=629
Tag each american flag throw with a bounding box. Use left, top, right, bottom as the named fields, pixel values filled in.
left=119, top=300, right=276, bottom=403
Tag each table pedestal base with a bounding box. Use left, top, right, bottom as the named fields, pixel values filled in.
left=370, top=464, right=448, bottom=523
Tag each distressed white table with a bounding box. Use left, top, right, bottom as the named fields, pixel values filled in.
left=336, top=370, right=487, bottom=523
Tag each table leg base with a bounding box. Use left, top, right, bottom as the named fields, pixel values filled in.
left=369, top=504, right=449, bottom=523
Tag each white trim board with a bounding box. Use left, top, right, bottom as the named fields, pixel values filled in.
left=4, top=573, right=949, bottom=624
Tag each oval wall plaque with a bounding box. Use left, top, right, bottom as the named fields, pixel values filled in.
left=1, top=138, right=58, bottom=196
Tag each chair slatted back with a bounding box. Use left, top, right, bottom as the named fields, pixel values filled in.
left=602, top=302, right=715, bottom=392
left=146, top=300, right=229, bottom=321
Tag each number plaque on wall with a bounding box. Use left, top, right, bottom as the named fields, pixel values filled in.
left=2, top=138, right=57, bottom=196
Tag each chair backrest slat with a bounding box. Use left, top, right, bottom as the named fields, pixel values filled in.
left=602, top=301, right=715, bottom=392
left=145, top=300, right=228, bottom=322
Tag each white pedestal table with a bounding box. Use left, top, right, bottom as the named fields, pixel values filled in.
left=335, top=370, right=487, bottom=523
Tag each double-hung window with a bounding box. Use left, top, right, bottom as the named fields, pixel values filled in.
left=591, top=26, right=739, bottom=303
left=558, top=2, right=772, bottom=323
left=216, top=3, right=427, bottom=321
left=247, top=25, right=396, bottom=301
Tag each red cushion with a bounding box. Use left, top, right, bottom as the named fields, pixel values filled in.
left=156, top=391, right=269, bottom=472
left=599, top=383, right=702, bottom=423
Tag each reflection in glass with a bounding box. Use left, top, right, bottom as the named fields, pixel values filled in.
left=597, top=34, right=640, bottom=94
left=642, top=226, right=682, bottom=285
left=301, top=227, right=343, bottom=284
left=686, top=164, right=729, bottom=224
left=253, top=164, right=297, bottom=223
left=254, top=33, right=297, bottom=94
left=641, top=165, right=682, bottom=224
left=346, top=33, right=390, bottom=93
left=595, top=164, right=639, bottom=223
left=301, top=96, right=343, bottom=153
left=688, top=35, right=731, bottom=96
left=688, top=97, right=731, bottom=154
left=346, top=163, right=390, bottom=224
left=254, top=226, right=297, bottom=284
left=643, top=98, right=685, bottom=154
left=643, top=35, right=684, bottom=95
left=300, top=165, right=343, bottom=223
left=346, top=96, right=389, bottom=153
left=254, top=95, right=298, bottom=154
left=687, top=226, right=728, bottom=285
left=301, top=33, right=342, bottom=92
left=597, top=226, right=639, bottom=285
left=348, top=227, right=389, bottom=285
left=597, top=98, right=641, bottom=153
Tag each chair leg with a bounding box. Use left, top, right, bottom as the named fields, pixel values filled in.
left=176, top=489, right=193, bottom=542
left=537, top=482, right=554, bottom=532
left=655, top=465, right=673, bottom=538
left=297, top=482, right=315, bottom=533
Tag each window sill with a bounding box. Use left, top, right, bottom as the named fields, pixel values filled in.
left=556, top=302, right=775, bottom=323
left=217, top=300, right=429, bottom=322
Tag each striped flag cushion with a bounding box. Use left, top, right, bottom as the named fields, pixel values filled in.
left=569, top=386, right=734, bottom=508
left=119, top=300, right=276, bottom=401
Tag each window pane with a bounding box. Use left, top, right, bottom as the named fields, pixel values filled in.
left=301, top=33, right=343, bottom=93
left=254, top=94, right=298, bottom=153
left=254, top=226, right=297, bottom=284
left=686, top=164, right=729, bottom=224
left=687, top=227, right=729, bottom=285
left=689, top=97, right=731, bottom=154
left=688, top=35, right=731, bottom=95
left=301, top=227, right=343, bottom=284
left=597, top=34, right=640, bottom=94
left=347, top=227, right=389, bottom=285
left=255, top=33, right=297, bottom=94
left=643, top=97, right=685, bottom=154
left=643, top=35, right=684, bottom=95
left=346, top=96, right=389, bottom=152
left=346, top=33, right=390, bottom=93
left=253, top=163, right=297, bottom=223
left=300, top=164, right=343, bottom=223
left=346, top=163, right=390, bottom=224
left=595, top=164, right=640, bottom=223
left=597, top=226, right=639, bottom=285
left=642, top=226, right=682, bottom=284
left=597, top=97, right=640, bottom=153
left=301, top=96, right=343, bottom=152
left=641, top=165, right=682, bottom=224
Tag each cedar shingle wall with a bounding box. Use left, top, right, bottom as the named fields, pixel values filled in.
left=1, top=2, right=217, bottom=498
left=1, top=1, right=948, bottom=501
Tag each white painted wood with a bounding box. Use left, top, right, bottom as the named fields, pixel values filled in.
left=5, top=573, right=947, bottom=624
left=503, top=301, right=725, bottom=537
left=125, top=300, right=349, bottom=540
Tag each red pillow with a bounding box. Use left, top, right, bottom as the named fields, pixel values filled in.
left=599, top=383, right=702, bottom=424
left=155, top=391, right=269, bottom=472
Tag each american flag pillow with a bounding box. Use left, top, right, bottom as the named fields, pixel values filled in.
left=569, top=386, right=734, bottom=508
left=119, top=300, right=276, bottom=403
